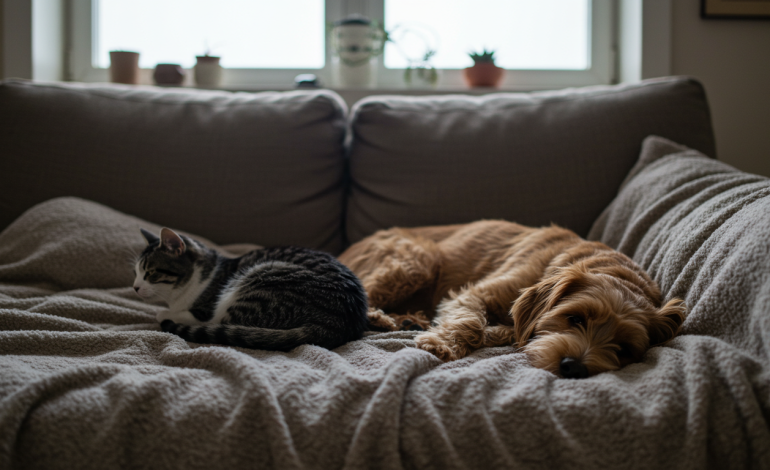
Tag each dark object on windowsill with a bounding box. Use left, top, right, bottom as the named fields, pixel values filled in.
left=295, top=74, right=321, bottom=89
left=153, top=64, right=185, bottom=86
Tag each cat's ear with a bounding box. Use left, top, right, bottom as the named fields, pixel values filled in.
left=160, top=228, right=186, bottom=256
left=140, top=228, right=159, bottom=245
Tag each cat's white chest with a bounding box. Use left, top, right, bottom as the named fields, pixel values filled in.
left=211, top=282, right=238, bottom=324
left=168, top=266, right=209, bottom=314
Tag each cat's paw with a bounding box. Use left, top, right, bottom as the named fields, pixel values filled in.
left=156, top=310, right=172, bottom=323
left=157, top=309, right=198, bottom=325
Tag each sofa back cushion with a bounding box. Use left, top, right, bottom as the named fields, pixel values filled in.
left=0, top=80, right=348, bottom=254
left=345, top=77, right=716, bottom=243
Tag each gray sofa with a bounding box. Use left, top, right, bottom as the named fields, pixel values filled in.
left=0, top=78, right=768, bottom=469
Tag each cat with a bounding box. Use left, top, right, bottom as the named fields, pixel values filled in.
left=133, top=227, right=369, bottom=351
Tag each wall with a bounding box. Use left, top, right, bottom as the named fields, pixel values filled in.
left=0, top=0, right=3, bottom=78
left=1, top=0, right=32, bottom=79
left=671, top=0, right=770, bottom=176
left=1, top=0, right=63, bottom=81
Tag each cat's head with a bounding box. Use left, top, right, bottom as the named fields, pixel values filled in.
left=133, top=228, right=197, bottom=303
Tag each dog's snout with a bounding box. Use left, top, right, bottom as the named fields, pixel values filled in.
left=560, top=357, right=589, bottom=379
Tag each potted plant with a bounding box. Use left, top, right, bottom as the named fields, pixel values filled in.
left=387, top=24, right=440, bottom=88
left=194, top=53, right=223, bottom=88
left=463, top=49, right=504, bottom=88
left=404, top=50, right=439, bottom=88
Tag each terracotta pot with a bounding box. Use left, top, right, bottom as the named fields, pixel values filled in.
left=109, top=51, right=140, bottom=85
left=463, top=63, right=505, bottom=88
left=153, top=64, right=185, bottom=86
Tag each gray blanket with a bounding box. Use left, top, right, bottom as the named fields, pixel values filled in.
left=1, top=135, right=769, bottom=469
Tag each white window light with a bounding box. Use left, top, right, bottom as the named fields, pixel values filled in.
left=384, top=0, right=590, bottom=70
left=93, top=0, right=326, bottom=69
left=68, top=0, right=613, bottom=90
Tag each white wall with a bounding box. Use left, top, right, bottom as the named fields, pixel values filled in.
left=671, top=0, right=770, bottom=176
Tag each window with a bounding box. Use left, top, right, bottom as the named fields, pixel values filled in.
left=69, top=0, right=613, bottom=90
left=94, top=0, right=326, bottom=69
left=384, top=0, right=590, bottom=70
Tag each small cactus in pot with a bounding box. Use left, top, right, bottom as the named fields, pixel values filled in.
left=463, top=48, right=504, bottom=88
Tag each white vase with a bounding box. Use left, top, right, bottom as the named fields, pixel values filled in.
left=194, top=56, right=223, bottom=88
left=332, top=54, right=377, bottom=88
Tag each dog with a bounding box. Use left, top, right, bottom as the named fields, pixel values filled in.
left=338, top=220, right=686, bottom=378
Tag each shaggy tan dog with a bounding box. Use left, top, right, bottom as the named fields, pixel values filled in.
left=338, top=220, right=686, bottom=378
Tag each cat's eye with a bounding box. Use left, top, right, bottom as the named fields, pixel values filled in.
left=567, top=315, right=585, bottom=328
left=156, top=269, right=179, bottom=277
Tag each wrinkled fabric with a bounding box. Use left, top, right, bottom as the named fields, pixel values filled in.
left=1, top=187, right=769, bottom=469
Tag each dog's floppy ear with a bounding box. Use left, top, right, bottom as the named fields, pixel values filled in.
left=512, top=265, right=587, bottom=346
left=647, top=298, right=687, bottom=346
left=511, top=283, right=550, bottom=346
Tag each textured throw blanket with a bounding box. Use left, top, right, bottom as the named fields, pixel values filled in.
left=2, top=135, right=770, bottom=469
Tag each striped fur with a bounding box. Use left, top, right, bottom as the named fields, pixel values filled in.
left=134, top=228, right=368, bottom=351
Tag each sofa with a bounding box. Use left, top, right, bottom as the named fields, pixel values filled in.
left=0, top=77, right=767, bottom=469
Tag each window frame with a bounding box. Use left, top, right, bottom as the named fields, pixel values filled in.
left=68, top=0, right=614, bottom=90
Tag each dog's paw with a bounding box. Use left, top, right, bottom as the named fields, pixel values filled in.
left=367, top=309, right=399, bottom=331
left=414, top=333, right=460, bottom=361
left=400, top=319, right=424, bottom=331
left=391, top=312, right=431, bottom=331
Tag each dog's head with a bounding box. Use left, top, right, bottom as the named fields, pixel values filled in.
left=511, top=262, right=686, bottom=379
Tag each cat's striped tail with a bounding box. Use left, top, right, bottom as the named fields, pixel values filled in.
left=160, top=320, right=337, bottom=351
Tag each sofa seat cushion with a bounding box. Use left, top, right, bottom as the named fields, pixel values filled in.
left=0, top=80, right=348, bottom=254
left=346, top=77, right=716, bottom=243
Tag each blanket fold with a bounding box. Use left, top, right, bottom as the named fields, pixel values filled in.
left=1, top=180, right=769, bottom=469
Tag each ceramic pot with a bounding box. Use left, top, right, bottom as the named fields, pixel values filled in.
left=153, top=64, right=185, bottom=86
left=463, top=63, right=505, bottom=88
left=109, top=51, right=140, bottom=85
left=194, top=56, right=223, bottom=87
left=330, top=15, right=385, bottom=88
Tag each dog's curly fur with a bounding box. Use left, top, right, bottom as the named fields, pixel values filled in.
left=338, top=220, right=687, bottom=378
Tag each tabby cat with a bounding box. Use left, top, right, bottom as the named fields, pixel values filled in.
left=133, top=228, right=368, bottom=350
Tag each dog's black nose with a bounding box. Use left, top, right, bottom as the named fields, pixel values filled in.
left=560, top=358, right=589, bottom=379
